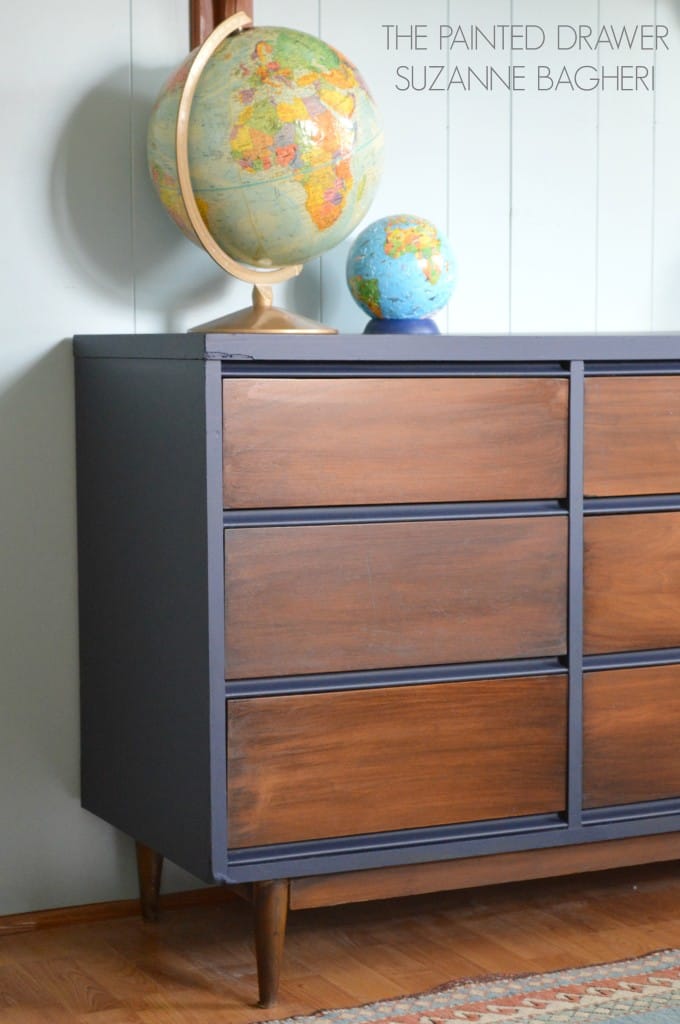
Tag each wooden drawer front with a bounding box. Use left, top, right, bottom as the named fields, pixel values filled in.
left=584, top=665, right=680, bottom=808
left=223, top=377, right=568, bottom=508
left=585, top=376, right=680, bottom=496
left=584, top=512, right=680, bottom=654
left=225, top=517, right=567, bottom=680
left=227, top=677, right=568, bottom=847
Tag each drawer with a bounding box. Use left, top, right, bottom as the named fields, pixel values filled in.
left=584, top=665, right=680, bottom=808
left=227, top=676, right=568, bottom=847
left=223, top=377, right=568, bottom=508
left=584, top=512, right=680, bottom=654
left=224, top=517, right=568, bottom=679
left=585, top=376, right=680, bottom=496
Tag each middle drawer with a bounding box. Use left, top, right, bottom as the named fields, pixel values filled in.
left=584, top=511, right=680, bottom=654
left=225, top=517, right=568, bottom=679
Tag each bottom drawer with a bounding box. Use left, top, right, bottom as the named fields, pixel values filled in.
left=227, top=677, right=568, bottom=848
left=584, top=664, right=680, bottom=808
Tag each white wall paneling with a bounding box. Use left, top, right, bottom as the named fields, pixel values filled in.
left=447, top=0, right=512, bottom=332
left=653, top=0, right=680, bottom=329
left=596, top=0, right=655, bottom=330
left=510, top=0, right=599, bottom=332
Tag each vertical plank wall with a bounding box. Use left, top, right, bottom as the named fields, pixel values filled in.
left=597, top=0, right=655, bottom=329
left=654, top=0, right=680, bottom=329
left=511, top=0, right=599, bottom=332
left=449, top=0, right=512, bottom=332
left=263, top=0, right=675, bottom=333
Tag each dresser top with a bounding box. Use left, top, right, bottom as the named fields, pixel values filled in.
left=73, top=332, right=680, bottom=363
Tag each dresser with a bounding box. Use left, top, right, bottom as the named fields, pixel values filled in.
left=74, top=333, right=680, bottom=1007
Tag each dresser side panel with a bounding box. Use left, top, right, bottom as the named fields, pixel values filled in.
left=75, top=354, right=214, bottom=882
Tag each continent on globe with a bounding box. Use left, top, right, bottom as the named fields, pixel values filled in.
left=147, top=25, right=384, bottom=269
left=346, top=215, right=457, bottom=323
left=384, top=218, right=444, bottom=285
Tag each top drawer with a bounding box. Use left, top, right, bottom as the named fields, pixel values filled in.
left=585, top=376, right=680, bottom=496
left=223, top=377, right=568, bottom=508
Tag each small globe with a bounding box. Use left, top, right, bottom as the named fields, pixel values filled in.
left=346, top=215, right=457, bottom=321
left=147, top=25, right=384, bottom=269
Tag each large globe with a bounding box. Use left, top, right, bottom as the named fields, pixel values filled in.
left=347, top=215, right=457, bottom=321
left=147, top=25, right=383, bottom=269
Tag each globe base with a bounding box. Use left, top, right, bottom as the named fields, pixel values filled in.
left=363, top=317, right=440, bottom=335
left=190, top=285, right=337, bottom=334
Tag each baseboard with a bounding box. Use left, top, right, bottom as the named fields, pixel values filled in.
left=0, top=885, right=235, bottom=936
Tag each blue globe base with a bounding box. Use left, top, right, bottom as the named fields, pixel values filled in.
left=363, top=317, right=440, bottom=335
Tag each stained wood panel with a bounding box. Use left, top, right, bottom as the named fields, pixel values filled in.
left=584, top=665, right=680, bottom=808
left=225, top=516, right=567, bottom=679
left=584, top=512, right=680, bottom=654
left=191, top=2, right=254, bottom=49
left=227, top=676, right=567, bottom=847
left=290, top=833, right=680, bottom=909
left=585, top=377, right=680, bottom=495
left=223, top=377, right=568, bottom=508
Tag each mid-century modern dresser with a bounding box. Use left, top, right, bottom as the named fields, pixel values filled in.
left=74, top=333, right=680, bottom=1006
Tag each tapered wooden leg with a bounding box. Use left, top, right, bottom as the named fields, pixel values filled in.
left=135, top=841, right=163, bottom=922
left=253, top=878, right=289, bottom=1008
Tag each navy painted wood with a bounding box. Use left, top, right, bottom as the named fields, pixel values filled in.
left=567, top=362, right=585, bottom=829
left=205, top=360, right=229, bottom=879
left=584, top=647, right=680, bottom=671
left=585, top=495, right=680, bottom=514
left=221, top=362, right=569, bottom=378
left=224, top=657, right=566, bottom=699
left=75, top=333, right=680, bottom=363
left=75, top=353, right=215, bottom=882
left=223, top=500, right=565, bottom=529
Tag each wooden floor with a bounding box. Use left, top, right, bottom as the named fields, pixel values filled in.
left=1, top=861, right=680, bottom=1023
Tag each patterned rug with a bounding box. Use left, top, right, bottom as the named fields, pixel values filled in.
left=266, top=948, right=680, bottom=1023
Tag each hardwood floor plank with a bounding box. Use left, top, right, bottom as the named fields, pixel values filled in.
left=457, top=912, right=580, bottom=969
left=517, top=907, right=624, bottom=960
left=20, top=958, right=122, bottom=1015
left=75, top=1011, right=144, bottom=1024
left=0, top=1011, right=74, bottom=1024
left=0, top=864, right=679, bottom=1022
left=0, top=964, right=55, bottom=1010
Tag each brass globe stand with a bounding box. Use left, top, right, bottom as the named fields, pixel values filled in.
left=191, top=283, right=335, bottom=333
left=175, top=11, right=337, bottom=334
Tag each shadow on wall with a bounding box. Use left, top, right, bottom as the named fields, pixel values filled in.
left=0, top=341, right=134, bottom=911
left=49, top=64, right=323, bottom=330
left=49, top=64, right=226, bottom=330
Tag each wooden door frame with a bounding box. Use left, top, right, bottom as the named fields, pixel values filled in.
left=190, top=1, right=254, bottom=48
